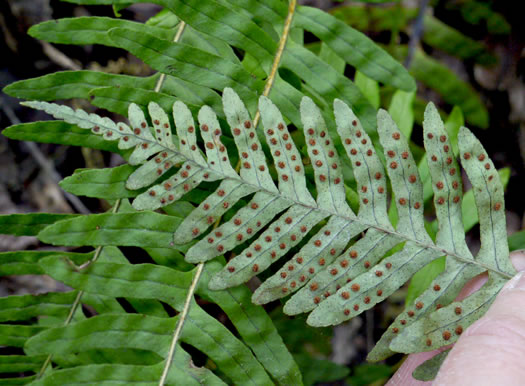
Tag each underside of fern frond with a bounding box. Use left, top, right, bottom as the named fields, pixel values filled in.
left=23, top=87, right=514, bottom=359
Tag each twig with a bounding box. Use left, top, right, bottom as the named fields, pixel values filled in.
left=159, top=3, right=297, bottom=384
left=158, top=264, right=204, bottom=385
left=154, top=21, right=186, bottom=93
left=404, top=0, right=430, bottom=69
left=252, top=0, right=297, bottom=130
left=41, top=42, right=81, bottom=71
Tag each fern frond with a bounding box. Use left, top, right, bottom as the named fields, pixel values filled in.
left=23, top=87, right=514, bottom=360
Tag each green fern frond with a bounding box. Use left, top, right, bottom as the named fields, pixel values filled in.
left=23, top=88, right=514, bottom=361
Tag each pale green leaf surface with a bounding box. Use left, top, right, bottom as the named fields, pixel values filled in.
left=20, top=101, right=156, bottom=162
left=368, top=104, right=478, bottom=361
left=391, top=277, right=505, bottom=353
left=210, top=206, right=328, bottom=290
left=334, top=99, right=389, bottom=227
left=458, top=128, right=514, bottom=275
left=308, top=245, right=440, bottom=327
left=147, top=102, right=176, bottom=150
left=444, top=106, right=464, bottom=155
left=172, top=101, right=206, bottom=165
left=131, top=161, right=206, bottom=211
left=223, top=88, right=277, bottom=191
left=198, top=105, right=237, bottom=178
left=259, top=96, right=315, bottom=205
left=175, top=180, right=257, bottom=244
left=301, top=97, right=352, bottom=216
left=369, top=257, right=481, bottom=360
left=284, top=229, right=400, bottom=316
left=460, top=167, right=510, bottom=233
left=253, top=216, right=366, bottom=304
left=418, top=105, right=464, bottom=203
left=387, top=129, right=512, bottom=354
left=185, top=193, right=292, bottom=263
left=377, top=110, right=429, bottom=242
left=423, top=104, right=468, bottom=252
left=20, top=85, right=516, bottom=367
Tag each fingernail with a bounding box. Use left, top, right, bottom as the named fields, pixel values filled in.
left=504, top=271, right=525, bottom=291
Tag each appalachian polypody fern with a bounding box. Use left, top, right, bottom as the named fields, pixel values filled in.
left=23, top=87, right=514, bottom=370
left=1, top=0, right=513, bottom=383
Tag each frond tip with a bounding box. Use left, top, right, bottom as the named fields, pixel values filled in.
left=23, top=90, right=512, bottom=361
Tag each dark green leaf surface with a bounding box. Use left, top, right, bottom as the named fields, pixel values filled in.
left=0, top=292, right=78, bottom=322
left=3, top=121, right=123, bottom=154
left=29, top=256, right=274, bottom=384
left=0, top=250, right=92, bottom=275
left=60, top=165, right=141, bottom=199
left=0, top=213, right=78, bottom=236
left=29, top=17, right=173, bottom=45
left=390, top=47, right=489, bottom=128
left=4, top=71, right=157, bottom=102
left=29, top=362, right=224, bottom=386
left=412, top=349, right=451, bottom=381
left=295, top=6, right=416, bottom=91
left=107, top=27, right=262, bottom=111
left=38, top=212, right=188, bottom=251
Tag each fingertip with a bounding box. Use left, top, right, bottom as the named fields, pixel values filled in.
left=510, top=250, right=525, bottom=272
left=386, top=352, right=438, bottom=386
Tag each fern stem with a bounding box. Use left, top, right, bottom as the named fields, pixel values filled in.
left=159, top=263, right=205, bottom=385
left=252, top=0, right=297, bottom=130
left=36, top=199, right=122, bottom=379
left=154, top=21, right=187, bottom=93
